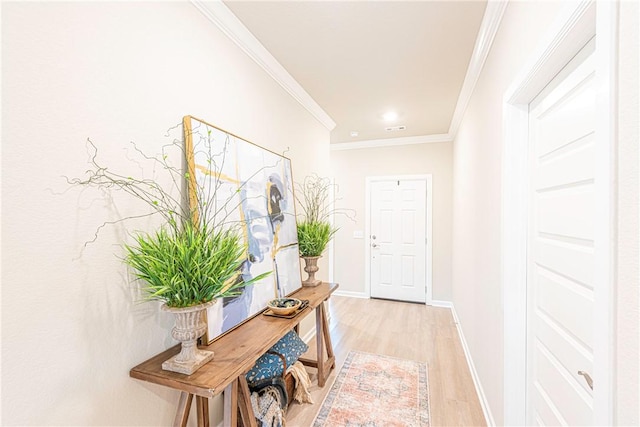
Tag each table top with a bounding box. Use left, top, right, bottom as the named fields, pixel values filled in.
left=130, top=282, right=339, bottom=398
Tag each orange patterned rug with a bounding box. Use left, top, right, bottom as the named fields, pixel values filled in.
left=313, top=351, right=430, bottom=427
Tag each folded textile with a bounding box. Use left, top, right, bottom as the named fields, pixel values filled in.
left=289, top=361, right=313, bottom=404
left=249, top=376, right=288, bottom=409
left=250, top=386, right=285, bottom=427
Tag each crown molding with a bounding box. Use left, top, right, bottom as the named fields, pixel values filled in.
left=190, top=0, right=336, bottom=131
left=330, top=133, right=453, bottom=151
left=506, top=0, right=594, bottom=104
left=448, top=0, right=509, bottom=137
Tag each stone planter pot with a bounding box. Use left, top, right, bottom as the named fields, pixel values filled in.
left=301, top=256, right=322, bottom=287
left=161, top=300, right=214, bottom=375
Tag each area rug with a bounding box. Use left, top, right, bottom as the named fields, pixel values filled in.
left=313, top=351, right=430, bottom=427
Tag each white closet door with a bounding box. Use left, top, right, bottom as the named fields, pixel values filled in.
left=526, top=40, right=597, bottom=426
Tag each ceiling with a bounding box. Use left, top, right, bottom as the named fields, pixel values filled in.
left=224, top=1, right=487, bottom=144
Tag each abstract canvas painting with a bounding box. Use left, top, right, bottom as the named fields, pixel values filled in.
left=183, top=115, right=302, bottom=343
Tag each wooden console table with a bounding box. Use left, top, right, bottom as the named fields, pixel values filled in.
left=130, top=282, right=339, bottom=427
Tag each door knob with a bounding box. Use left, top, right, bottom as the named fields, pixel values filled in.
left=372, top=243, right=379, bottom=248
left=578, top=371, right=593, bottom=390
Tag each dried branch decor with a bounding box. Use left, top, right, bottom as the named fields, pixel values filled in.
left=68, top=130, right=268, bottom=309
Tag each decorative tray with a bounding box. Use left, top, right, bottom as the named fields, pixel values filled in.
left=263, top=300, right=310, bottom=319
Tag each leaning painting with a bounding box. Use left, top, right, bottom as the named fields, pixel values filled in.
left=183, top=116, right=302, bottom=344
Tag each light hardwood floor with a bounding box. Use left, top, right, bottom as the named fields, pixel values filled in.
left=285, top=296, right=486, bottom=427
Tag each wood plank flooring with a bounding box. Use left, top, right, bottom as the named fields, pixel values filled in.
left=285, top=296, right=486, bottom=427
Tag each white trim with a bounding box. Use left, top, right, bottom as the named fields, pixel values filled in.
left=333, top=290, right=369, bottom=299
left=365, top=174, right=433, bottom=304
left=331, top=133, right=452, bottom=151
left=365, top=179, right=372, bottom=299
left=448, top=0, right=508, bottom=136
left=425, top=177, right=433, bottom=304
left=505, top=1, right=595, bottom=105
left=592, top=1, right=618, bottom=423
left=427, top=300, right=453, bottom=308
left=501, top=96, right=529, bottom=425
left=450, top=305, right=495, bottom=426
left=190, top=0, right=336, bottom=131
left=502, top=1, right=615, bottom=425
left=301, top=327, right=316, bottom=345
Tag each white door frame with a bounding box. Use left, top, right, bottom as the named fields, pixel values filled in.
left=365, top=174, right=433, bottom=304
left=502, top=1, right=617, bottom=425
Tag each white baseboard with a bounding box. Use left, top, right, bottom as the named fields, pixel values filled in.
left=333, top=290, right=370, bottom=299
left=450, top=305, right=495, bottom=426
left=301, top=327, right=316, bottom=344
left=428, top=299, right=453, bottom=308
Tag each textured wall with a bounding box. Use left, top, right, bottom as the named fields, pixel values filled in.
left=615, top=1, right=640, bottom=424
left=1, top=2, right=329, bottom=425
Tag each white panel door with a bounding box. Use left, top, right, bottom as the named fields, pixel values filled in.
left=527, top=40, right=597, bottom=426
left=370, top=179, right=426, bottom=303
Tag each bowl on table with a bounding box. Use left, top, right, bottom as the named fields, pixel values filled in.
left=267, top=298, right=302, bottom=316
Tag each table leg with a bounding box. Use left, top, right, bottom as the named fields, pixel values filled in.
left=174, top=392, right=193, bottom=427
left=238, top=377, right=258, bottom=427
left=196, top=396, right=209, bottom=427
left=316, top=303, right=326, bottom=386
left=321, top=302, right=336, bottom=369
left=299, top=300, right=337, bottom=387
left=224, top=380, right=239, bottom=427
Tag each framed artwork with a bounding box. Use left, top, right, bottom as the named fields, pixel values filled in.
left=183, top=115, right=302, bottom=344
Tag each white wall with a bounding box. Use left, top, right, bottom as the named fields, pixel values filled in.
left=330, top=142, right=453, bottom=300
left=1, top=2, right=329, bottom=426
left=452, top=1, right=639, bottom=424
left=615, top=1, right=640, bottom=424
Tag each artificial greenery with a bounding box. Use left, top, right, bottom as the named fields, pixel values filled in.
left=70, top=133, right=270, bottom=307
left=295, top=174, right=339, bottom=257
left=296, top=220, right=336, bottom=257
left=126, top=220, right=268, bottom=308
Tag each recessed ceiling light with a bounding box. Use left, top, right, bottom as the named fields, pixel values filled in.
left=350, top=131, right=359, bottom=137
left=383, top=111, right=398, bottom=122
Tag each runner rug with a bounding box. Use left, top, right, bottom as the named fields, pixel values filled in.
left=312, top=350, right=430, bottom=427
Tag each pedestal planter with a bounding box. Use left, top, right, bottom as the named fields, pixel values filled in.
left=161, top=301, right=214, bottom=375
left=301, top=256, right=322, bottom=287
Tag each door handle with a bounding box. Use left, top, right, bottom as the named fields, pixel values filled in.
left=578, top=371, right=593, bottom=390
left=372, top=243, right=379, bottom=248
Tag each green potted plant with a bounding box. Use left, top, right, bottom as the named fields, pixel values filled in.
left=296, top=175, right=337, bottom=286
left=70, top=137, right=268, bottom=374
left=126, top=219, right=268, bottom=374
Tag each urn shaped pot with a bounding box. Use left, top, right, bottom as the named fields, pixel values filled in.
left=161, top=301, right=214, bottom=375
left=301, top=256, right=322, bottom=287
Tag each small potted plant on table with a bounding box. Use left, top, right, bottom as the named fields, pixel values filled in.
left=296, top=175, right=337, bottom=287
